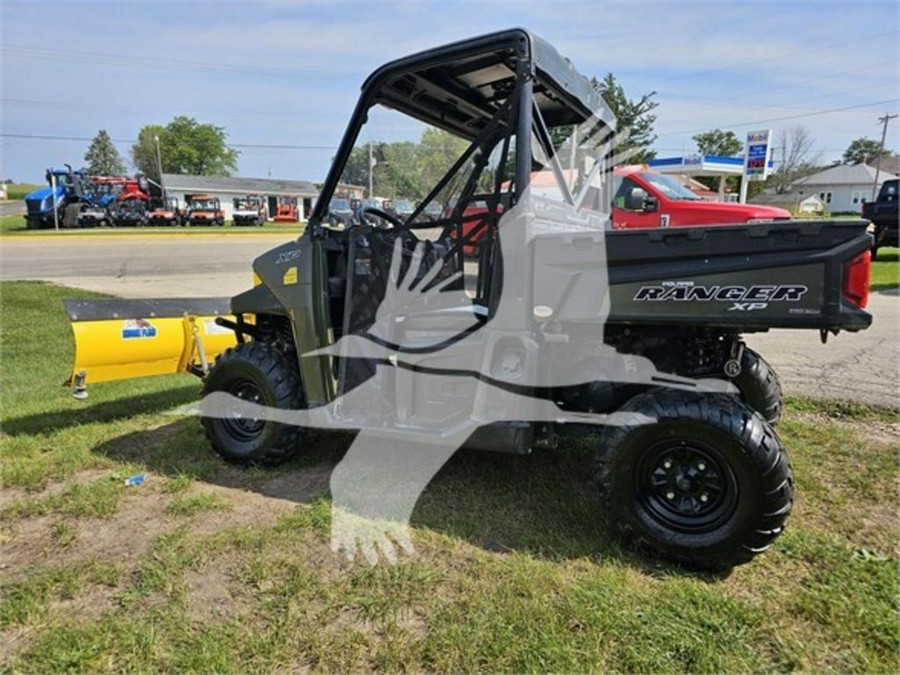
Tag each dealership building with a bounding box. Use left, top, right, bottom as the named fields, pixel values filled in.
left=160, top=174, right=319, bottom=221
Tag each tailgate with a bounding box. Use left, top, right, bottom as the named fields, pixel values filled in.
left=605, top=220, right=873, bottom=332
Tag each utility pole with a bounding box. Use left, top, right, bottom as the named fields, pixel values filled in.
left=368, top=143, right=374, bottom=198
left=51, top=173, right=59, bottom=231
left=154, top=135, right=165, bottom=201
left=871, top=112, right=897, bottom=201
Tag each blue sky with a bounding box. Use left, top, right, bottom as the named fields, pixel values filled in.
left=1, top=0, right=898, bottom=184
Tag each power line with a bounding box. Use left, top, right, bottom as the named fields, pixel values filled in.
left=0, top=132, right=336, bottom=151
left=0, top=97, right=336, bottom=119
left=655, top=59, right=897, bottom=110
left=654, top=29, right=898, bottom=86
left=0, top=44, right=361, bottom=79
left=657, top=98, right=900, bottom=138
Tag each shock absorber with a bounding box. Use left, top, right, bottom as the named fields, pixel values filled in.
left=723, top=338, right=745, bottom=378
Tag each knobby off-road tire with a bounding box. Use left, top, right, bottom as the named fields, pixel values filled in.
left=732, top=347, right=782, bottom=426
left=201, top=342, right=303, bottom=466
left=595, top=389, right=793, bottom=570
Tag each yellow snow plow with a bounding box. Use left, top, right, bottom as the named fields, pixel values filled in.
left=64, top=298, right=240, bottom=393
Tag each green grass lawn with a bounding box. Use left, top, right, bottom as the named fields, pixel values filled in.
left=2, top=183, right=41, bottom=201
left=1, top=281, right=898, bottom=672
left=871, top=246, right=900, bottom=291
left=0, top=213, right=305, bottom=236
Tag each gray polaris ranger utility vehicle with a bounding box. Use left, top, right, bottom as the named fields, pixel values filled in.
left=71, top=29, right=874, bottom=569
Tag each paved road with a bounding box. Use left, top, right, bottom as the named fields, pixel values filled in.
left=0, top=201, right=26, bottom=216
left=0, top=232, right=293, bottom=298
left=746, top=289, right=898, bottom=408
left=1, top=233, right=897, bottom=408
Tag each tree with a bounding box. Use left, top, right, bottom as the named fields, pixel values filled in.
left=341, top=129, right=470, bottom=198
left=842, top=137, right=892, bottom=165
left=132, top=116, right=239, bottom=181
left=692, top=129, right=743, bottom=157
left=595, top=73, right=658, bottom=163
left=767, top=126, right=822, bottom=194
left=692, top=129, right=745, bottom=193
left=84, top=130, right=126, bottom=176
left=132, top=125, right=166, bottom=182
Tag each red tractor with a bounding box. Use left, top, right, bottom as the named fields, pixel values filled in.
left=111, top=177, right=151, bottom=227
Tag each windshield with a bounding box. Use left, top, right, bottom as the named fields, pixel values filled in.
left=330, top=199, right=351, bottom=211
left=393, top=199, right=413, bottom=212
left=878, top=180, right=897, bottom=202
left=638, top=172, right=701, bottom=201
left=191, top=199, right=218, bottom=210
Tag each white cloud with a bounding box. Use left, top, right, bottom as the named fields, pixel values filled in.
left=1, top=0, right=897, bottom=180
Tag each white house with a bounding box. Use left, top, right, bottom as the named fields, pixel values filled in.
left=792, top=164, right=898, bottom=214
left=161, top=174, right=319, bottom=221
left=749, top=191, right=825, bottom=215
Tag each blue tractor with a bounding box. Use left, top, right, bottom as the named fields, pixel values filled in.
left=78, top=176, right=127, bottom=228
left=24, top=165, right=91, bottom=229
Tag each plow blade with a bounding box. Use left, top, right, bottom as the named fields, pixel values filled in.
left=64, top=298, right=239, bottom=386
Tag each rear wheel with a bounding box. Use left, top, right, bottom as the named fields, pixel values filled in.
left=732, top=347, right=782, bottom=425
left=596, top=389, right=793, bottom=570
left=201, top=342, right=303, bottom=466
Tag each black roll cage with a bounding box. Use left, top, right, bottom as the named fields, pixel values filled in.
left=309, top=28, right=614, bottom=235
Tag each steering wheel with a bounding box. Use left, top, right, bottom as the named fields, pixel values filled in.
left=357, top=206, right=404, bottom=229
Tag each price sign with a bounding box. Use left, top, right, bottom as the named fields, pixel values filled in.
left=744, top=130, right=772, bottom=181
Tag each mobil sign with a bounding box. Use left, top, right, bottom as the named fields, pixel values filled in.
left=744, top=129, right=772, bottom=181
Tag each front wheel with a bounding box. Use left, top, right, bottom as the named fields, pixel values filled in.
left=596, top=389, right=793, bottom=570
left=201, top=342, right=303, bottom=466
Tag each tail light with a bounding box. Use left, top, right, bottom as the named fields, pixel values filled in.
left=842, top=250, right=871, bottom=309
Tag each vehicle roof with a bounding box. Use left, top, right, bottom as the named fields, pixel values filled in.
left=360, top=28, right=611, bottom=141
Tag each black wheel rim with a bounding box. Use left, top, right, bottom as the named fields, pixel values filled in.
left=221, top=379, right=266, bottom=442
left=636, top=439, right=738, bottom=533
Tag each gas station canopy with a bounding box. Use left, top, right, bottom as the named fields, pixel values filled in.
left=647, top=155, right=776, bottom=202
left=648, top=155, right=746, bottom=178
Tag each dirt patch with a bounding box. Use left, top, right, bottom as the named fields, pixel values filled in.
left=858, top=419, right=900, bottom=446
left=183, top=481, right=303, bottom=539
left=792, top=410, right=900, bottom=446
left=0, top=626, right=35, bottom=665
left=0, top=486, right=174, bottom=581
left=183, top=566, right=238, bottom=624
left=0, top=469, right=113, bottom=508
left=49, top=582, right=118, bottom=623
left=253, top=463, right=333, bottom=504
left=64, top=489, right=174, bottom=567
left=0, top=516, right=57, bottom=576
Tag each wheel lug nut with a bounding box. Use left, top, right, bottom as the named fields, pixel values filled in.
left=666, top=491, right=675, bottom=500
left=700, top=493, right=709, bottom=503
left=697, top=462, right=706, bottom=471
left=663, top=460, right=672, bottom=469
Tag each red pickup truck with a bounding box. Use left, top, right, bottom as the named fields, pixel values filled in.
left=448, top=166, right=792, bottom=255
left=612, top=166, right=791, bottom=229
